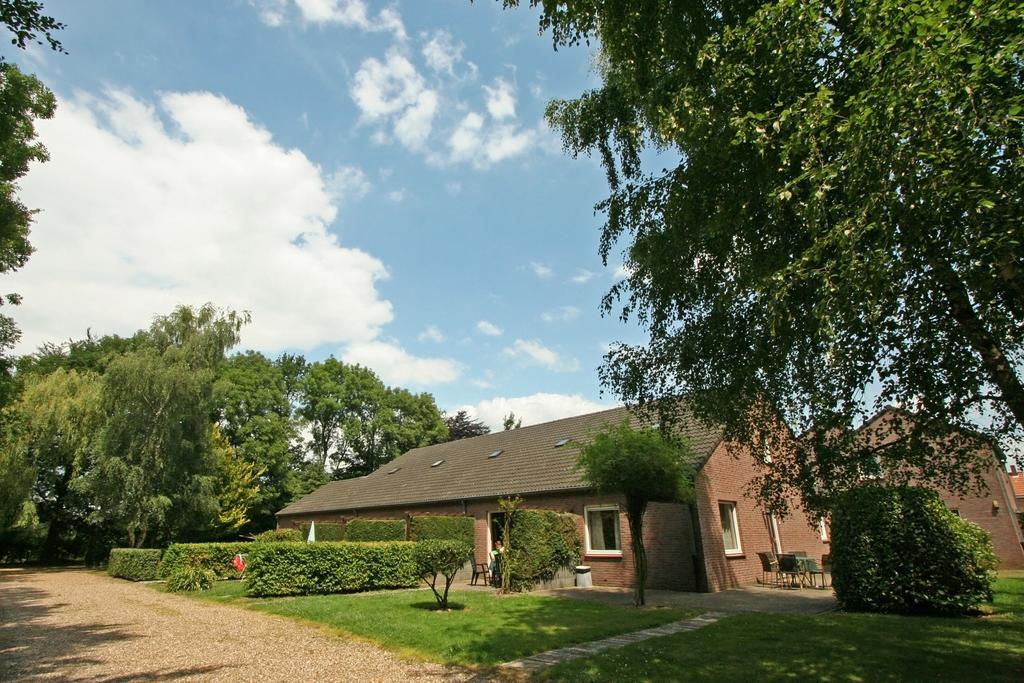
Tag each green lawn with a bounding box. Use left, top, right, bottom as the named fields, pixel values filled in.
left=539, top=572, right=1024, bottom=682
left=186, top=581, right=696, bottom=666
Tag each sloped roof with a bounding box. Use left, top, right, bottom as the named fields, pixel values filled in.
left=1010, top=472, right=1024, bottom=499
left=277, top=405, right=722, bottom=517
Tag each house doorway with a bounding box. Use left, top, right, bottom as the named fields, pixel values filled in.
left=488, top=511, right=506, bottom=549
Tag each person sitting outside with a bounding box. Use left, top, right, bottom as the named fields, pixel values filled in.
left=489, top=540, right=505, bottom=588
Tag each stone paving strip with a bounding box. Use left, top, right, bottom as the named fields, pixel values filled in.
left=0, top=568, right=474, bottom=682
left=499, top=611, right=728, bottom=673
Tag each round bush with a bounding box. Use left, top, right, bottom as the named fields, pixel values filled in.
left=166, top=565, right=216, bottom=593
left=831, top=484, right=997, bottom=615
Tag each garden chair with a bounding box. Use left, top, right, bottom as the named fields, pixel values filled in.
left=757, top=551, right=780, bottom=587
left=777, top=553, right=803, bottom=588
left=801, top=557, right=827, bottom=588
left=821, top=553, right=832, bottom=588
left=470, top=558, right=490, bottom=586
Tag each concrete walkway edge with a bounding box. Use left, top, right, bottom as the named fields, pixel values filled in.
left=499, top=611, right=728, bottom=673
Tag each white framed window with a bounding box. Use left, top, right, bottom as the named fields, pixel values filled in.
left=818, top=518, right=829, bottom=542
left=719, top=501, right=742, bottom=555
left=584, top=505, right=622, bottom=555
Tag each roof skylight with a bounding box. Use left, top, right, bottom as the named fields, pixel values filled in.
left=387, top=467, right=401, bottom=474
left=488, top=449, right=503, bottom=459
left=554, top=438, right=570, bottom=447
left=430, top=459, right=445, bottom=467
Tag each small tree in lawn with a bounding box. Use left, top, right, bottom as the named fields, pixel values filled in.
left=414, top=540, right=472, bottom=611
left=576, top=420, right=696, bottom=606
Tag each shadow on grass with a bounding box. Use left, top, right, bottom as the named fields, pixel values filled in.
left=539, top=575, right=1024, bottom=682
left=410, top=601, right=468, bottom=611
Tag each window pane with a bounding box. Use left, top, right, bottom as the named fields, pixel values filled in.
left=720, top=502, right=739, bottom=552
left=587, top=508, right=620, bottom=551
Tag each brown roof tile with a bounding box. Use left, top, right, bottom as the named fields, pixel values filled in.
left=277, top=405, right=722, bottom=517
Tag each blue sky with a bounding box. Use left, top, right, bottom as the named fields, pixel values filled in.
left=2, top=0, right=650, bottom=428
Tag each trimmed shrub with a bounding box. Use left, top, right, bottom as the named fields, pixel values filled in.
left=414, top=539, right=473, bottom=610
left=107, top=548, right=162, bottom=581
left=505, top=509, right=582, bottom=591
left=345, top=519, right=405, bottom=542
left=409, top=515, right=474, bottom=547
left=255, top=529, right=302, bottom=543
left=166, top=565, right=216, bottom=592
left=245, top=541, right=419, bottom=597
left=831, top=484, right=997, bottom=615
left=296, top=522, right=345, bottom=542
left=158, top=542, right=252, bottom=580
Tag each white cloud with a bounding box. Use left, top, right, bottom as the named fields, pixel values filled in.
left=446, top=113, right=536, bottom=168
left=470, top=378, right=493, bottom=389
left=385, top=188, right=406, bottom=203
left=417, top=325, right=445, bottom=343
left=343, top=340, right=463, bottom=386
left=484, top=78, right=517, bottom=120
left=12, top=89, right=394, bottom=353
left=530, top=262, right=553, bottom=279
left=255, top=0, right=406, bottom=39
left=250, top=0, right=288, bottom=26
left=541, top=306, right=581, bottom=324
left=459, top=393, right=615, bottom=430
left=328, top=165, right=371, bottom=201
left=421, top=30, right=465, bottom=76
left=351, top=49, right=438, bottom=153
left=503, top=338, right=580, bottom=373
left=614, top=263, right=633, bottom=280
left=571, top=269, right=595, bottom=284
left=477, top=320, right=503, bottom=337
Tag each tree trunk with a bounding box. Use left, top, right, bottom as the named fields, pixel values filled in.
left=930, top=256, right=1024, bottom=429
left=627, top=498, right=648, bottom=607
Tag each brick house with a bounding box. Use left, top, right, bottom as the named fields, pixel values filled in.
left=277, top=406, right=831, bottom=592
left=857, top=408, right=1024, bottom=569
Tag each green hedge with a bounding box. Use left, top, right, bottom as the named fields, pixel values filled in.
left=107, top=548, right=162, bottom=581
left=255, top=529, right=303, bottom=543
left=831, top=484, right=997, bottom=615
left=245, top=541, right=419, bottom=597
left=296, top=522, right=345, bottom=542
left=505, top=509, right=582, bottom=591
left=159, top=542, right=252, bottom=579
left=345, top=519, right=406, bottom=542
left=409, top=515, right=474, bottom=547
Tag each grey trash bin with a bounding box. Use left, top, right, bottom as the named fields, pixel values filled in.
left=575, top=565, right=592, bottom=588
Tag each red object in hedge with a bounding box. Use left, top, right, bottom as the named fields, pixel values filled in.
left=232, top=554, right=246, bottom=573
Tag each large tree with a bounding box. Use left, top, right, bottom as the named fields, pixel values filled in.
left=82, top=305, right=246, bottom=547
left=444, top=409, right=490, bottom=441
left=299, top=358, right=448, bottom=479
left=214, top=350, right=298, bottom=531
left=509, top=0, right=1024, bottom=514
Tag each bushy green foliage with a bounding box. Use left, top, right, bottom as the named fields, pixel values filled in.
left=245, top=541, right=419, bottom=597
left=159, top=542, right=251, bottom=579
left=345, top=518, right=405, bottom=542
left=255, top=528, right=302, bottom=543
left=107, top=548, right=162, bottom=581
left=413, top=539, right=473, bottom=609
left=505, top=509, right=582, bottom=592
left=297, top=521, right=344, bottom=541
left=166, top=564, right=216, bottom=592
left=831, top=485, right=997, bottom=615
left=409, top=515, right=474, bottom=547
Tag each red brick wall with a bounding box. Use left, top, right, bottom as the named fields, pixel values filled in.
left=696, top=441, right=831, bottom=592
left=278, top=491, right=698, bottom=590
left=939, top=461, right=1024, bottom=569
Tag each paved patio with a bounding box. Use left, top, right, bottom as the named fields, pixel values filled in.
left=536, top=583, right=837, bottom=615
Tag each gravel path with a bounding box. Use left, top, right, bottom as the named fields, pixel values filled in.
left=0, top=568, right=474, bottom=682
